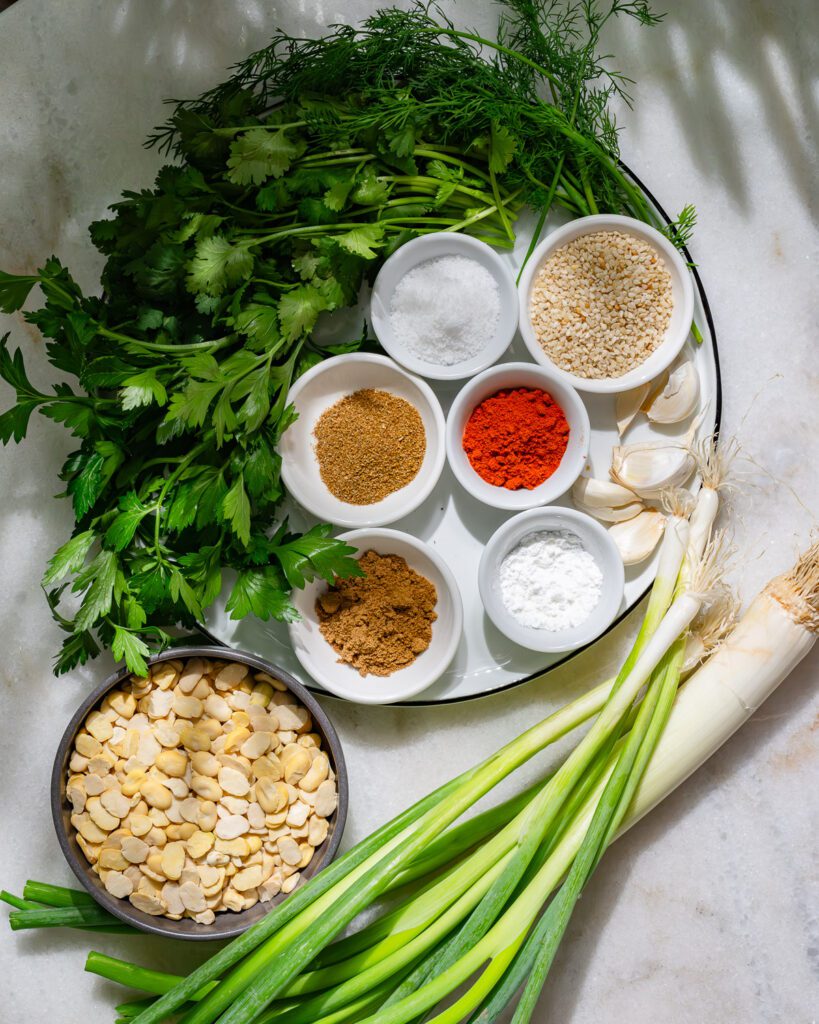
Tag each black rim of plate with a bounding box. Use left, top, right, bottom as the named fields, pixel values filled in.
left=194, top=163, right=722, bottom=707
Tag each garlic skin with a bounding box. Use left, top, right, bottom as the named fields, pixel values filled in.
left=572, top=476, right=644, bottom=523
left=610, top=436, right=696, bottom=499
left=571, top=476, right=640, bottom=509
left=609, top=510, right=666, bottom=565
left=615, top=383, right=650, bottom=437
left=645, top=358, right=700, bottom=424
left=576, top=500, right=645, bottom=523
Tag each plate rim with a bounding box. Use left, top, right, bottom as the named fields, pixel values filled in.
left=193, top=161, right=722, bottom=707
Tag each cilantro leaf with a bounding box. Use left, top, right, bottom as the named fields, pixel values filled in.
left=278, top=285, right=327, bottom=341
left=227, top=128, right=306, bottom=186
left=351, top=168, right=390, bottom=206
left=335, top=224, right=385, bottom=259
left=489, top=123, right=517, bottom=173
left=323, top=176, right=355, bottom=212
left=186, top=235, right=254, bottom=296
left=233, top=303, right=281, bottom=348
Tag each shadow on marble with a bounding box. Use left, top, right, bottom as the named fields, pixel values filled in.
left=604, top=0, right=819, bottom=219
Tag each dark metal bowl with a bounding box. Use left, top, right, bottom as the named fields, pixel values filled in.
left=51, top=646, right=348, bottom=940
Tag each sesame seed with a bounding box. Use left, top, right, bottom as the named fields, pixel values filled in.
left=529, top=230, right=674, bottom=379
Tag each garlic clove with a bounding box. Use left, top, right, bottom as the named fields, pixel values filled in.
left=610, top=435, right=696, bottom=499
left=609, top=510, right=666, bottom=565
left=645, top=358, right=700, bottom=424
left=575, top=499, right=645, bottom=523
left=615, top=384, right=650, bottom=437
left=571, top=476, right=640, bottom=510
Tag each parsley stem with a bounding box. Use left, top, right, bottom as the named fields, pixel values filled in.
left=98, top=326, right=234, bottom=355
left=212, top=121, right=307, bottom=136
left=152, top=445, right=206, bottom=559
left=489, top=165, right=515, bottom=242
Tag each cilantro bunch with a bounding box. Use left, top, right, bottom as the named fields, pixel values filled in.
left=0, top=0, right=672, bottom=677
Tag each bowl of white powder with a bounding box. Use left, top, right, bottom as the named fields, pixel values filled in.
left=369, top=232, right=518, bottom=380
left=478, top=507, right=625, bottom=653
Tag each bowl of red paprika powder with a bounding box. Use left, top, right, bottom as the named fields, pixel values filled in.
left=445, top=362, right=590, bottom=511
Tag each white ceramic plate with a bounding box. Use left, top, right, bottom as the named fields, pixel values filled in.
left=204, top=184, right=720, bottom=705
left=287, top=529, right=464, bottom=705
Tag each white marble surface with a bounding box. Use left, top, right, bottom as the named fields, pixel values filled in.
left=1, top=1, right=817, bottom=1021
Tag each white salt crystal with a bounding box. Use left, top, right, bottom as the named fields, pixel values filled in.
left=388, top=255, right=500, bottom=365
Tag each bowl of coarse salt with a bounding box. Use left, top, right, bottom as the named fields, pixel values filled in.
left=478, top=507, right=624, bottom=653
left=517, top=214, right=695, bottom=394
left=369, top=232, right=519, bottom=381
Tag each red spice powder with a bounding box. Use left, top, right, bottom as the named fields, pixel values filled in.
left=462, top=387, right=570, bottom=490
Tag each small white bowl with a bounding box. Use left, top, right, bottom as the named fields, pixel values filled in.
left=478, top=507, right=625, bottom=653
left=279, top=354, right=446, bottom=528
left=369, top=232, right=519, bottom=381
left=445, top=361, right=589, bottom=511
left=517, top=214, right=695, bottom=394
left=287, top=528, right=464, bottom=705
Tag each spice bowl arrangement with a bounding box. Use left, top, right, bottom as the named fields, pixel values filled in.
left=446, top=361, right=590, bottom=511
left=279, top=353, right=446, bottom=528
left=517, top=214, right=695, bottom=394
left=287, top=528, right=464, bottom=704
left=369, top=231, right=519, bottom=380
left=52, top=648, right=347, bottom=939
left=478, top=507, right=625, bottom=653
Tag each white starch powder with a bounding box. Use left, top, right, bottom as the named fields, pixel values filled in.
left=499, top=529, right=603, bottom=631
left=389, top=255, right=500, bottom=365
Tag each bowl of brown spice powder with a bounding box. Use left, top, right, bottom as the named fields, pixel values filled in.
left=286, top=528, right=464, bottom=704
left=279, top=354, right=446, bottom=528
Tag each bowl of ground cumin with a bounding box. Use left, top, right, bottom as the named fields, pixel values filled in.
left=280, top=354, right=446, bottom=528
left=286, top=528, right=464, bottom=705
left=517, top=214, right=694, bottom=394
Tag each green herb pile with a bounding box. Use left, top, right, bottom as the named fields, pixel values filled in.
left=0, top=0, right=680, bottom=675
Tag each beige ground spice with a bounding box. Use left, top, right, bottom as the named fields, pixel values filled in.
left=316, top=550, right=437, bottom=676
left=313, top=389, right=426, bottom=505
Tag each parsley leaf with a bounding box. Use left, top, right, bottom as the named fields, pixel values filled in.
left=273, top=524, right=363, bottom=589
left=225, top=566, right=297, bottom=622
left=221, top=473, right=251, bottom=546
left=120, top=368, right=168, bottom=410
left=111, top=625, right=150, bottom=677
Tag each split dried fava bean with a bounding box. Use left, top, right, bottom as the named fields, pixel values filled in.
left=67, top=656, right=337, bottom=923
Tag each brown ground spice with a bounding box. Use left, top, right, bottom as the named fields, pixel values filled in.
left=313, top=389, right=426, bottom=505
left=315, top=550, right=437, bottom=676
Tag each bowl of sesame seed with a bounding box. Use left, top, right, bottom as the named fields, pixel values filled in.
left=517, top=214, right=695, bottom=394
